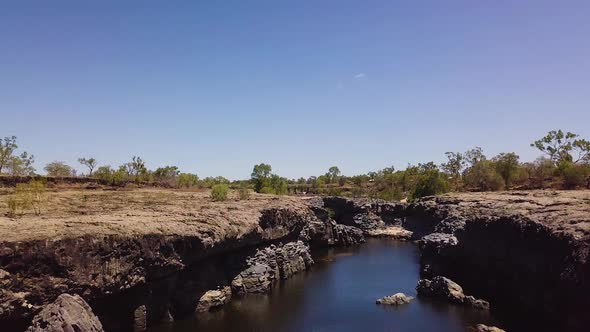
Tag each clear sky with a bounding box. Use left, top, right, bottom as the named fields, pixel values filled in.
left=2, top=1, right=589, bottom=179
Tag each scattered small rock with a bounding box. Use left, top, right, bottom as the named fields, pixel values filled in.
left=376, top=292, right=414, bottom=306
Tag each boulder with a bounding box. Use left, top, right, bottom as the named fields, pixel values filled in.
left=352, top=212, right=385, bottom=233
left=474, top=324, right=505, bottom=332
left=416, top=276, right=490, bottom=310
left=26, top=293, right=104, bottom=332
left=231, top=263, right=273, bottom=295
left=416, top=276, right=465, bottom=304
left=376, top=293, right=414, bottom=306
left=464, top=295, right=490, bottom=310
left=196, top=286, right=232, bottom=313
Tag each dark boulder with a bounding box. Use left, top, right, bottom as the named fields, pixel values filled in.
left=26, top=294, right=104, bottom=332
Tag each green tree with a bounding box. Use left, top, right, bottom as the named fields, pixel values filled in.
left=441, top=152, right=465, bottom=190
left=531, top=130, right=590, bottom=164
left=126, top=156, right=147, bottom=177
left=562, top=163, right=590, bottom=189
left=0, top=136, right=34, bottom=175
left=177, top=173, right=199, bottom=188
left=0, top=136, right=18, bottom=174
left=529, top=157, right=556, bottom=189
left=326, top=166, right=341, bottom=184
left=7, top=151, right=35, bottom=176
left=411, top=166, right=450, bottom=199
left=251, top=163, right=273, bottom=192
left=78, top=157, right=98, bottom=176
left=464, top=147, right=486, bottom=167
left=153, top=166, right=179, bottom=186
left=44, top=161, right=74, bottom=177
left=270, top=175, right=288, bottom=195
left=492, top=152, right=520, bottom=188
left=94, top=166, right=114, bottom=183
left=463, top=160, right=504, bottom=191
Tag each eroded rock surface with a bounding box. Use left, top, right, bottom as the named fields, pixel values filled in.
left=26, top=294, right=104, bottom=332
left=231, top=241, right=313, bottom=295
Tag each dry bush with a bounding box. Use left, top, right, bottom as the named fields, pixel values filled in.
left=6, top=180, right=46, bottom=217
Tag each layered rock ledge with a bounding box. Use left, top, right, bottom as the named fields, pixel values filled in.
left=322, top=191, right=590, bottom=331
left=0, top=190, right=363, bottom=331
left=410, top=191, right=590, bottom=331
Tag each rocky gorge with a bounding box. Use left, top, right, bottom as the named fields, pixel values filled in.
left=1, top=189, right=589, bottom=331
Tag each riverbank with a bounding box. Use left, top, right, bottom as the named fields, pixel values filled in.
left=1, top=189, right=589, bottom=331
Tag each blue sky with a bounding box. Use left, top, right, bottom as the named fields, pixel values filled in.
left=2, top=1, right=589, bottom=179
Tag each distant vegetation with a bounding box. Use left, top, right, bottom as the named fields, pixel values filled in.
left=0, top=129, right=589, bottom=203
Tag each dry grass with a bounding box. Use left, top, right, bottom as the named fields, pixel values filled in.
left=0, top=188, right=310, bottom=242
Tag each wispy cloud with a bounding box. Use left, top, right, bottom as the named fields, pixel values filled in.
left=354, top=73, right=366, bottom=79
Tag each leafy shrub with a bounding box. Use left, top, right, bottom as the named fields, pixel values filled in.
left=211, top=184, right=229, bottom=201
left=411, top=169, right=450, bottom=199
left=562, top=164, right=589, bottom=189
left=463, top=160, right=505, bottom=191
left=259, top=186, right=275, bottom=194
left=238, top=183, right=251, bottom=200
left=44, top=161, right=74, bottom=177
left=177, top=173, right=199, bottom=188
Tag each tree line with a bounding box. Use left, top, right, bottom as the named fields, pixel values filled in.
left=1, top=129, right=589, bottom=201
left=291, top=130, right=590, bottom=200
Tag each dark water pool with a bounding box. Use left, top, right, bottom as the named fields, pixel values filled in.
left=149, top=239, right=499, bottom=332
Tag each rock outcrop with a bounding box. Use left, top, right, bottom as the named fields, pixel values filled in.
left=376, top=293, right=414, bottom=306
left=473, top=324, right=505, bottom=332
left=0, top=192, right=365, bottom=332
left=416, top=276, right=489, bottom=310
left=196, top=287, right=231, bottom=313
left=231, top=241, right=313, bottom=295
left=4, top=189, right=590, bottom=332
left=26, top=294, right=104, bottom=332
left=409, top=191, right=590, bottom=331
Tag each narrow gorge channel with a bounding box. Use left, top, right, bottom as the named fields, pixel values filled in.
left=147, top=239, right=499, bottom=332
left=3, top=191, right=589, bottom=332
